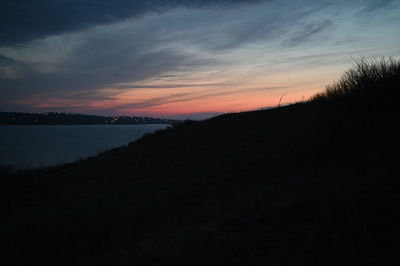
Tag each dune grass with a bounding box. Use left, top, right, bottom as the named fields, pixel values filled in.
left=311, top=57, right=400, bottom=103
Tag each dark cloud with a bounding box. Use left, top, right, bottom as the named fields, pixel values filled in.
left=117, top=92, right=192, bottom=110
left=362, top=0, right=396, bottom=12
left=0, top=48, right=211, bottom=103
left=0, top=54, right=31, bottom=76
left=0, top=0, right=267, bottom=46
left=0, top=54, right=16, bottom=72
left=0, top=54, right=14, bottom=64
left=0, top=11, right=223, bottom=106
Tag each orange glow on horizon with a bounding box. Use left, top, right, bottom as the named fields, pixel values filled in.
left=13, top=67, right=332, bottom=118
left=15, top=86, right=322, bottom=118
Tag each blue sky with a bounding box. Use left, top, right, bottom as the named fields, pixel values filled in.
left=1, top=0, right=399, bottom=119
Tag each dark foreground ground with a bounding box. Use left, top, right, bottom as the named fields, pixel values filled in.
left=1, top=86, right=400, bottom=265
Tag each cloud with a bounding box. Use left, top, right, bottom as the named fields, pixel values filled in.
left=113, top=85, right=286, bottom=111
left=1, top=0, right=399, bottom=117
left=0, top=47, right=212, bottom=102
left=282, top=20, right=334, bottom=47
left=0, top=11, right=226, bottom=103
left=114, top=83, right=234, bottom=90
left=362, top=0, right=396, bottom=12
left=0, top=54, right=17, bottom=72
left=0, top=53, right=31, bottom=77
left=0, top=0, right=268, bottom=46
left=171, top=1, right=335, bottom=51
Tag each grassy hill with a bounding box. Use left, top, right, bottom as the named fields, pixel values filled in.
left=1, top=58, right=399, bottom=266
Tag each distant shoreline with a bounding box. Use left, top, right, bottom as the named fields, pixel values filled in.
left=0, top=123, right=171, bottom=126
left=0, top=111, right=180, bottom=126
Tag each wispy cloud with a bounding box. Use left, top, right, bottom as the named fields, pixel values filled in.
left=114, top=83, right=235, bottom=90
left=0, top=0, right=269, bottom=46
left=362, top=0, right=396, bottom=12
left=1, top=0, right=399, bottom=117
left=112, top=85, right=286, bottom=111
left=283, top=20, right=334, bottom=47
left=0, top=53, right=32, bottom=77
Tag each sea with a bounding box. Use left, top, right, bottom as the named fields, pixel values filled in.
left=0, top=124, right=167, bottom=171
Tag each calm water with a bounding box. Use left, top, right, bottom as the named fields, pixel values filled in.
left=0, top=124, right=167, bottom=170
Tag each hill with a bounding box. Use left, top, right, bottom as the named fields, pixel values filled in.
left=1, top=58, right=399, bottom=266
left=0, top=112, right=179, bottom=125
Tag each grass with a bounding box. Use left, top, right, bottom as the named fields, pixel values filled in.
left=0, top=58, right=399, bottom=266
left=312, top=57, right=400, bottom=103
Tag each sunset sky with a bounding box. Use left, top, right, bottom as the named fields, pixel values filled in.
left=1, top=0, right=399, bottom=119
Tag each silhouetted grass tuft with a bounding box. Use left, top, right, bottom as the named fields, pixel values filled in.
left=311, top=57, right=400, bottom=104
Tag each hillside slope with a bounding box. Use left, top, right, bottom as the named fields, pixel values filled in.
left=1, top=59, right=400, bottom=266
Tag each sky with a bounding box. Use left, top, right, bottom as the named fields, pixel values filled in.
left=1, top=0, right=399, bottom=119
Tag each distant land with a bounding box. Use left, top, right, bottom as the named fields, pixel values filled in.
left=0, top=111, right=180, bottom=125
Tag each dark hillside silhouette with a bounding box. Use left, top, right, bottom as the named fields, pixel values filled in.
left=1, top=58, right=399, bottom=266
